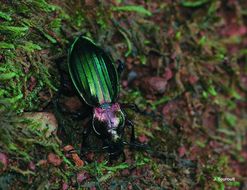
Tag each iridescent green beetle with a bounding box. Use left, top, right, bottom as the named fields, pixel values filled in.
left=68, top=36, right=136, bottom=160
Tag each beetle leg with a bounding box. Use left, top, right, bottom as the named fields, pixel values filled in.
left=121, top=103, right=164, bottom=122
left=126, top=119, right=135, bottom=143
left=117, top=59, right=125, bottom=76
left=122, top=151, right=126, bottom=162
left=121, top=103, right=142, bottom=114
left=108, top=151, right=126, bottom=164
left=80, top=125, right=92, bottom=157
left=126, top=119, right=148, bottom=151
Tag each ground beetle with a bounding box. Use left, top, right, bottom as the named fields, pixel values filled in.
left=67, top=36, right=140, bottom=161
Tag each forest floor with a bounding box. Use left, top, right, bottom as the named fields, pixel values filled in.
left=0, top=0, right=247, bottom=189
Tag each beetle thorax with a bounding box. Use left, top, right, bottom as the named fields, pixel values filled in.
left=92, top=103, right=125, bottom=141
left=94, top=103, right=121, bottom=128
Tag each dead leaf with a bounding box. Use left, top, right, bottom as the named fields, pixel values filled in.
left=48, top=153, right=62, bottom=166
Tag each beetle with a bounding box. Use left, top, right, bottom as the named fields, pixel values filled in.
left=66, top=36, right=139, bottom=161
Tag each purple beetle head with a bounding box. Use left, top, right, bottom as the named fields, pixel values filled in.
left=92, top=103, right=125, bottom=143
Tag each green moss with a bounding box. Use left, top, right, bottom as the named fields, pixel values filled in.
left=111, top=5, right=152, bottom=16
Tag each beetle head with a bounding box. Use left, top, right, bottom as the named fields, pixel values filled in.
left=92, top=103, right=125, bottom=144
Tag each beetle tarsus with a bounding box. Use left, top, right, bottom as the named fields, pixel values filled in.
left=117, top=59, right=125, bottom=76
left=126, top=119, right=148, bottom=151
